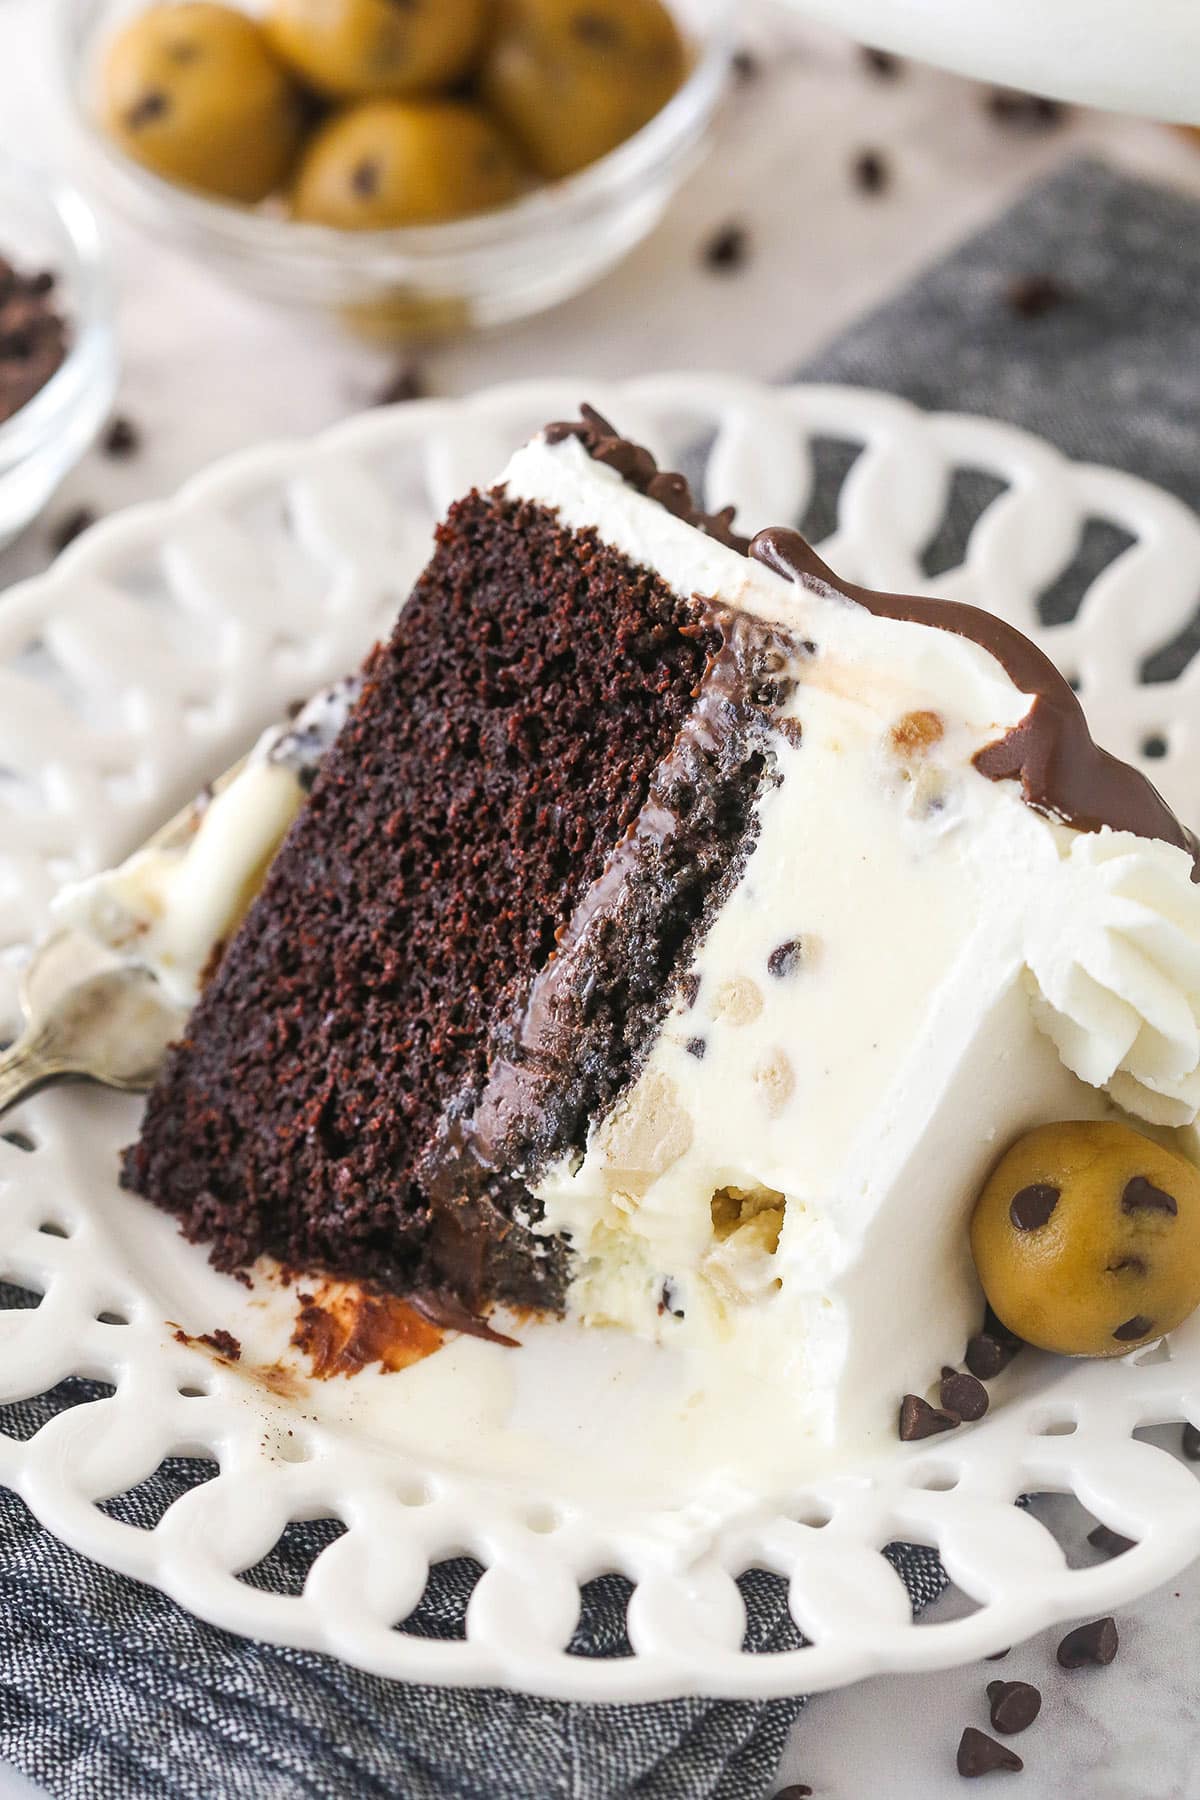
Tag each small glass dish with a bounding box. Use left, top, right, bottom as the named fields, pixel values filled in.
left=0, top=157, right=117, bottom=552
left=56, top=0, right=733, bottom=341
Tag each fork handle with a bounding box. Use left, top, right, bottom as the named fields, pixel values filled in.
left=0, top=1034, right=63, bottom=1121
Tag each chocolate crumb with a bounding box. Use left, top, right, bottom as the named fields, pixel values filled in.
left=767, top=939, right=804, bottom=979
left=986, top=89, right=1066, bottom=129
left=731, top=48, right=759, bottom=81
left=957, top=1727, right=1022, bottom=1777
left=1009, top=1182, right=1059, bottom=1230
left=102, top=415, right=140, bottom=458
left=685, top=1036, right=706, bottom=1059
left=1183, top=1421, right=1200, bottom=1460
left=1006, top=273, right=1072, bottom=320
left=852, top=149, right=889, bottom=194
left=703, top=222, right=749, bottom=272
left=940, top=1367, right=989, bottom=1422
left=1121, top=1176, right=1177, bottom=1216
left=899, top=1393, right=959, bottom=1440
left=679, top=972, right=701, bottom=1009
left=198, top=1327, right=241, bottom=1362
left=1087, top=1524, right=1135, bottom=1558
left=861, top=45, right=901, bottom=77
left=1057, top=1615, right=1118, bottom=1669
left=374, top=363, right=425, bottom=407
left=987, top=1679, right=1041, bottom=1735
left=50, top=506, right=97, bottom=553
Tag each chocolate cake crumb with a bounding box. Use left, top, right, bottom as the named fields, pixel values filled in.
left=852, top=149, right=889, bottom=194
left=50, top=506, right=97, bottom=554
left=703, top=222, right=749, bottom=272
left=199, top=1327, right=241, bottom=1361
left=1006, top=273, right=1072, bottom=320
left=1183, top=1421, right=1200, bottom=1460
left=899, top=1393, right=959, bottom=1440
left=679, top=972, right=701, bottom=1009
left=1057, top=1616, right=1118, bottom=1668
left=957, top=1727, right=1022, bottom=1777
left=940, top=1367, right=989, bottom=1421
left=102, top=415, right=141, bottom=458
left=987, top=1679, right=1041, bottom=1735
left=1087, top=1524, right=1135, bottom=1558
left=767, top=939, right=804, bottom=979
left=685, top=1036, right=706, bottom=1059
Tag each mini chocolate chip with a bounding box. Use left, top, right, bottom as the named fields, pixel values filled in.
left=1121, top=1176, right=1177, bottom=1217
left=731, top=48, right=759, bottom=81
left=373, top=364, right=425, bottom=407
left=861, top=45, right=901, bottom=77
left=940, top=1368, right=989, bottom=1422
left=685, top=1037, right=706, bottom=1059
left=1107, top=1255, right=1148, bottom=1276
left=703, top=223, right=749, bottom=272
left=1183, top=1422, right=1200, bottom=1460
left=1087, top=1524, right=1135, bottom=1558
left=1057, top=1616, right=1118, bottom=1669
left=102, top=415, right=140, bottom=458
left=899, top=1393, right=959, bottom=1440
left=50, top=505, right=97, bottom=553
left=1112, top=1315, right=1154, bottom=1341
left=965, top=1331, right=1018, bottom=1380
left=127, top=90, right=169, bottom=129
left=986, top=1679, right=1041, bottom=1735
left=852, top=149, right=889, bottom=193
left=1006, top=273, right=1071, bottom=319
left=351, top=159, right=381, bottom=197
left=767, top=939, right=804, bottom=979
left=957, top=1727, right=1022, bottom=1777
left=1009, top=1183, right=1059, bottom=1231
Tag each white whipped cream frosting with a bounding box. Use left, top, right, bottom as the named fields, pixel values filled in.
left=504, top=431, right=1200, bottom=1449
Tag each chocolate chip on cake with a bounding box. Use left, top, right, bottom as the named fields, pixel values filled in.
left=899, top=1393, right=959, bottom=1440
left=1057, top=1616, right=1119, bottom=1669
left=1009, top=1183, right=1059, bottom=1230
left=987, top=1679, right=1041, bottom=1735
left=940, top=1367, right=989, bottom=1421
left=703, top=222, right=749, bottom=272
left=1087, top=1524, right=1135, bottom=1558
left=767, top=939, right=804, bottom=979
left=1122, top=1176, right=1177, bottom=1216
left=957, top=1727, right=1023, bottom=1777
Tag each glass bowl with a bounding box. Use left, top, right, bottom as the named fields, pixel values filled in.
left=56, top=0, right=733, bottom=341
left=0, top=158, right=117, bottom=552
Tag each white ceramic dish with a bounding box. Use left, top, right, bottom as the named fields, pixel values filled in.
left=780, top=0, right=1200, bottom=125
left=3, top=375, right=1200, bottom=1701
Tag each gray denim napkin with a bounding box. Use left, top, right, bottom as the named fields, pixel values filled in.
left=3, top=154, right=1199, bottom=1800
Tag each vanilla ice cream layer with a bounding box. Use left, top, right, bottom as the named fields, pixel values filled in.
left=506, top=432, right=1200, bottom=1453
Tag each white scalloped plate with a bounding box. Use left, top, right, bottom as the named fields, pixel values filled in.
left=4, top=376, right=1200, bottom=1702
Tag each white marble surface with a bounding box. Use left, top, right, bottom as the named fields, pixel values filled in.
left=3, top=1, right=1200, bottom=1795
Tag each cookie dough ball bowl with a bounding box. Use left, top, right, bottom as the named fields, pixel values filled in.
left=57, top=0, right=732, bottom=340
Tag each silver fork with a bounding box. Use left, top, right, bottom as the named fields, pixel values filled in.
left=0, top=761, right=247, bottom=1123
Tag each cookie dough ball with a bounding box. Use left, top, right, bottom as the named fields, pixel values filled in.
left=100, top=3, right=305, bottom=204
left=481, top=0, right=687, bottom=181
left=291, top=100, right=526, bottom=228
left=265, top=0, right=487, bottom=99
left=971, top=1121, right=1200, bottom=1357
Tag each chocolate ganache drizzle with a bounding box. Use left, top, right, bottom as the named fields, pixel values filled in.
left=546, top=406, right=1196, bottom=869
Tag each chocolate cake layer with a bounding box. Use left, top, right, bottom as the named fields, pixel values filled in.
left=124, top=489, right=775, bottom=1310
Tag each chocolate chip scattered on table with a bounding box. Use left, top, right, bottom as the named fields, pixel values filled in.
left=987, top=1679, right=1041, bottom=1735
left=1057, top=1615, right=1119, bottom=1669
left=957, top=1727, right=1022, bottom=1778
